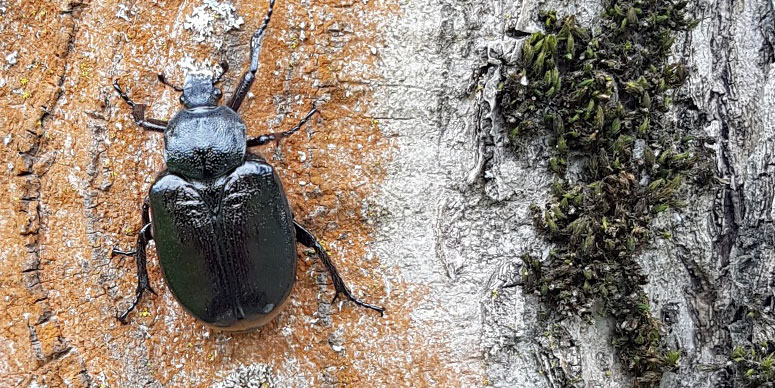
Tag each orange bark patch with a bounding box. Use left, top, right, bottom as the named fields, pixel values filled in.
left=1, top=0, right=467, bottom=386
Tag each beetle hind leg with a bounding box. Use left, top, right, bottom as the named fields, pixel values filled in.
left=113, top=199, right=157, bottom=323
left=293, top=221, right=384, bottom=315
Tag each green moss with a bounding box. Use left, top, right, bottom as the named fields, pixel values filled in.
left=732, top=341, right=775, bottom=386
left=499, top=0, right=703, bottom=385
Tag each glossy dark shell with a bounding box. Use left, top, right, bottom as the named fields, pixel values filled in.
left=149, top=154, right=297, bottom=330
left=164, top=106, right=247, bottom=180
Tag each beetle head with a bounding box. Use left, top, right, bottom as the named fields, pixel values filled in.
left=180, top=70, right=222, bottom=108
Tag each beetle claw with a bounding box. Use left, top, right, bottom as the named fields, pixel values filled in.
left=116, top=312, right=129, bottom=324
left=116, top=301, right=135, bottom=324
left=135, top=283, right=156, bottom=297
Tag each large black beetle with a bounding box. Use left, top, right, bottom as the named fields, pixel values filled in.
left=111, top=0, right=383, bottom=331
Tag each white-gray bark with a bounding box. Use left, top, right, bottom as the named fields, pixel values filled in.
left=371, top=0, right=775, bottom=386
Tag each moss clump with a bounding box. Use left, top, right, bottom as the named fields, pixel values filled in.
left=732, top=341, right=775, bottom=387
left=499, top=0, right=702, bottom=385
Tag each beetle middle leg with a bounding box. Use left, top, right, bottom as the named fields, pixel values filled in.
left=112, top=80, right=168, bottom=132
left=246, top=105, right=318, bottom=147
left=294, top=221, right=385, bottom=315
left=113, top=198, right=157, bottom=323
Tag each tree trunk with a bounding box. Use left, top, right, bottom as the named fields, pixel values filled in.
left=0, top=0, right=772, bottom=386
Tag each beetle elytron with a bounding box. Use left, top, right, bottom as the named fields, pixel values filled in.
left=112, top=0, right=383, bottom=331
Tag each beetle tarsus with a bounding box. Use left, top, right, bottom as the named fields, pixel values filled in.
left=117, top=281, right=156, bottom=323
left=340, top=295, right=385, bottom=315
left=142, top=283, right=158, bottom=297
left=112, top=80, right=168, bottom=132
left=117, top=289, right=142, bottom=324
left=246, top=105, right=319, bottom=147
left=157, top=73, right=183, bottom=91
left=115, top=218, right=156, bottom=323
left=293, top=221, right=385, bottom=316
left=228, top=0, right=277, bottom=111
left=330, top=288, right=385, bottom=315
left=214, top=60, right=229, bottom=84
left=112, top=246, right=136, bottom=256
left=113, top=79, right=135, bottom=108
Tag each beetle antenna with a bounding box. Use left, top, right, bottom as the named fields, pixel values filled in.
left=157, top=73, right=183, bottom=92
left=213, top=61, right=229, bottom=84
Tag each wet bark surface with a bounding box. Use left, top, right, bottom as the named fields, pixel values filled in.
left=1, top=0, right=773, bottom=386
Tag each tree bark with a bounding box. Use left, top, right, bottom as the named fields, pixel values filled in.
left=0, top=0, right=772, bottom=386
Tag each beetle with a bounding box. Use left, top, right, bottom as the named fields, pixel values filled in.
left=111, top=0, right=383, bottom=331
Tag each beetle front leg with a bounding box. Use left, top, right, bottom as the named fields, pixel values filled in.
left=112, top=80, right=168, bottom=132
left=293, top=221, right=384, bottom=315
left=228, top=0, right=276, bottom=111
left=113, top=199, right=157, bottom=323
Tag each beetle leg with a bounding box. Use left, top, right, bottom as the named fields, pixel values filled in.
left=112, top=80, right=168, bottom=132
left=246, top=105, right=318, bottom=147
left=113, top=223, right=156, bottom=323
left=112, top=247, right=136, bottom=256
left=113, top=198, right=157, bottom=323
left=228, top=0, right=276, bottom=111
left=156, top=73, right=183, bottom=92
left=213, top=60, right=229, bottom=84
left=293, top=221, right=385, bottom=315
